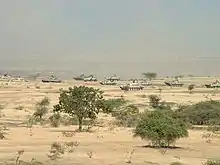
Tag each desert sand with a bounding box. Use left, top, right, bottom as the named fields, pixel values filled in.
left=0, top=77, right=220, bottom=165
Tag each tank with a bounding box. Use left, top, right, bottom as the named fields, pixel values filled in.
left=164, top=80, right=184, bottom=87
left=83, top=75, right=97, bottom=82
left=106, top=75, right=120, bottom=81
left=100, top=80, right=117, bottom=85
left=73, top=74, right=85, bottom=81
left=205, top=80, right=220, bottom=88
left=42, top=75, right=62, bottom=83
left=139, top=79, right=152, bottom=86
left=120, top=83, right=144, bottom=91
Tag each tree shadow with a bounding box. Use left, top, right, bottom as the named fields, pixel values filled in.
left=139, top=144, right=183, bottom=150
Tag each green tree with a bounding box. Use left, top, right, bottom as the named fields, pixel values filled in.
left=142, top=72, right=157, bottom=80
left=134, top=110, right=188, bottom=148
left=53, top=86, right=109, bottom=131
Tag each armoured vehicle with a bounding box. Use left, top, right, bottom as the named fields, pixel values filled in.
left=139, top=79, right=152, bottom=86
left=205, top=80, right=220, bottom=88
left=100, top=80, right=117, bottom=85
left=42, top=75, right=62, bottom=83
left=73, top=74, right=85, bottom=81
left=83, top=75, right=97, bottom=82
left=106, top=75, right=120, bottom=81
left=120, top=83, right=144, bottom=91
left=164, top=80, right=184, bottom=87
left=128, top=79, right=152, bottom=86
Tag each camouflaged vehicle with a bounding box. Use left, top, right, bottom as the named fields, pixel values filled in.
left=73, top=74, right=85, bottom=81
left=164, top=80, right=184, bottom=87
left=128, top=79, right=152, bottom=86
left=205, top=80, right=220, bottom=88
left=83, top=75, right=97, bottom=82
left=100, top=80, right=117, bottom=85
left=120, top=82, right=144, bottom=91
left=42, top=75, right=62, bottom=83
left=106, top=75, right=120, bottom=81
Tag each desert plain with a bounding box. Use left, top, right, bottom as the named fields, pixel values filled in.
left=0, top=76, right=220, bottom=165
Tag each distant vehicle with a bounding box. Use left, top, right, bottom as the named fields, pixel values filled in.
left=42, top=75, right=62, bottom=83
left=105, top=75, right=120, bottom=81
left=100, top=80, right=117, bottom=85
left=83, top=75, right=97, bottom=82
left=205, top=80, right=220, bottom=88
left=164, top=80, right=184, bottom=87
left=73, top=74, right=85, bottom=81
left=120, top=83, right=144, bottom=91
left=128, top=79, right=152, bottom=86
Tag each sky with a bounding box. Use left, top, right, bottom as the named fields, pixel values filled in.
left=0, top=0, right=219, bottom=77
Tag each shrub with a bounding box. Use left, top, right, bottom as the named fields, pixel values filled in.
left=203, top=160, right=220, bottom=165
left=49, top=112, right=61, bottom=127
left=33, top=97, right=50, bottom=120
left=148, top=95, right=172, bottom=110
left=134, top=110, right=188, bottom=148
left=104, top=98, right=127, bottom=112
left=188, top=84, right=195, bottom=94
left=148, top=95, right=161, bottom=108
left=113, top=104, right=140, bottom=127
left=175, top=100, right=220, bottom=125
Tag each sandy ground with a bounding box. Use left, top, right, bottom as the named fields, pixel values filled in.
left=0, top=77, right=220, bottom=165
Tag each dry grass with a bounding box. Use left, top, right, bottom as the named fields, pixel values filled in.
left=0, top=78, right=219, bottom=165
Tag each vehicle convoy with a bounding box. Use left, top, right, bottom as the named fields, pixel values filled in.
left=164, top=79, right=184, bottom=87
left=42, top=75, right=62, bottom=83
left=120, top=83, right=144, bottom=91
left=205, top=80, right=220, bottom=88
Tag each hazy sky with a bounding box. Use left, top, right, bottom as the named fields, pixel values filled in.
left=0, top=0, right=219, bottom=77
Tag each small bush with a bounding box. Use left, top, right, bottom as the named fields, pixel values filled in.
left=113, top=104, right=140, bottom=127
left=49, top=113, right=61, bottom=127
left=188, top=84, right=195, bottom=94
left=148, top=95, right=161, bottom=108
left=0, top=104, right=5, bottom=110
left=15, top=105, right=24, bottom=110
left=203, top=160, right=220, bottom=165
left=134, top=110, right=188, bottom=148
left=33, top=97, right=50, bottom=120
left=104, top=98, right=128, bottom=111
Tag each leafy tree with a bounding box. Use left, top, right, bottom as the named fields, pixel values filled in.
left=134, top=110, right=188, bottom=148
left=142, top=72, right=157, bottom=80
left=53, top=86, right=109, bottom=131
left=33, top=97, right=50, bottom=120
